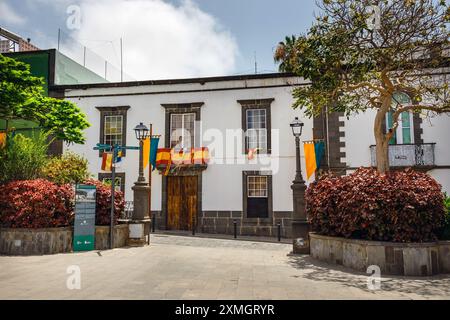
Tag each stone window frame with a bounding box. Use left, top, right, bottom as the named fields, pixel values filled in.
left=238, top=99, right=274, bottom=155
left=96, top=106, right=130, bottom=157
left=161, top=103, right=204, bottom=148
left=98, top=172, right=126, bottom=195
left=242, top=170, right=273, bottom=221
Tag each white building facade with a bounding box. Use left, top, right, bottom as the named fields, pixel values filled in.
left=53, top=73, right=450, bottom=238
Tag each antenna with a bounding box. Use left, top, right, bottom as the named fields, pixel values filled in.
left=120, top=37, right=123, bottom=82
left=254, top=51, right=258, bottom=74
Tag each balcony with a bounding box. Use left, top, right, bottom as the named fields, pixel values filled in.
left=370, top=143, right=436, bottom=168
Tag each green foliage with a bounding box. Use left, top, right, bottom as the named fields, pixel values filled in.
left=441, top=193, right=450, bottom=240
left=0, top=132, right=50, bottom=184
left=43, top=152, right=91, bottom=185
left=0, top=54, right=90, bottom=144
left=274, top=0, right=449, bottom=117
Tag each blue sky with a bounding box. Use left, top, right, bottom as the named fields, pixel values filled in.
left=0, top=0, right=318, bottom=80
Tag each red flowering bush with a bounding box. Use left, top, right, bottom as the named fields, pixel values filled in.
left=306, top=168, right=446, bottom=243
left=83, top=179, right=124, bottom=226
left=0, top=179, right=74, bottom=228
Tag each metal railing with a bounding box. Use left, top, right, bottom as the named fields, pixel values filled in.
left=120, top=201, right=134, bottom=220
left=370, top=143, right=436, bottom=167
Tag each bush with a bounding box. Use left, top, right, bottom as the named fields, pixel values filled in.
left=440, top=193, right=450, bottom=240
left=0, top=132, right=49, bottom=184
left=43, top=152, right=90, bottom=185
left=306, top=168, right=446, bottom=243
left=83, top=179, right=124, bottom=226
left=0, top=179, right=74, bottom=228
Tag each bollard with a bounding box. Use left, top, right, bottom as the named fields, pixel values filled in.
left=233, top=220, right=237, bottom=239
left=277, top=223, right=281, bottom=242
left=152, top=213, right=156, bottom=233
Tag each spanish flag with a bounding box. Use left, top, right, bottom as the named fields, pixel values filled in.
left=303, top=140, right=325, bottom=180
left=101, top=152, right=113, bottom=172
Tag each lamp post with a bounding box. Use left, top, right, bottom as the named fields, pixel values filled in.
left=290, top=117, right=310, bottom=254
left=129, top=123, right=151, bottom=246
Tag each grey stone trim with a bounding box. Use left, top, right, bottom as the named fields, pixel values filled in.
left=199, top=211, right=293, bottom=238
left=239, top=99, right=274, bottom=154
left=161, top=103, right=204, bottom=148
left=413, top=113, right=424, bottom=144
left=313, top=110, right=346, bottom=176
left=242, top=171, right=273, bottom=220
left=96, top=106, right=130, bottom=157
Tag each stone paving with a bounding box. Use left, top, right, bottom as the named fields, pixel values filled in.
left=0, top=234, right=449, bottom=300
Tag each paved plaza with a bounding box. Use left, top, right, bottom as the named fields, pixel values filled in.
left=0, top=235, right=449, bottom=300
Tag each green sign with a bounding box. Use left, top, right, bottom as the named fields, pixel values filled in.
left=73, top=185, right=97, bottom=251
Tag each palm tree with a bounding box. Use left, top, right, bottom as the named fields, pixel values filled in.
left=274, top=35, right=298, bottom=73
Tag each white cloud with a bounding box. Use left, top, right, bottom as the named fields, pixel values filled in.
left=0, top=1, right=26, bottom=26
left=64, top=0, right=238, bottom=80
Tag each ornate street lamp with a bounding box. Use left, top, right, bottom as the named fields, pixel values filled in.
left=290, top=117, right=309, bottom=254
left=133, top=123, right=150, bottom=182
left=130, top=122, right=151, bottom=246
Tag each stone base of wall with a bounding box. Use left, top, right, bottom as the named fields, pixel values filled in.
left=0, top=227, right=73, bottom=256
left=0, top=224, right=131, bottom=255
left=95, top=224, right=129, bottom=250
left=310, top=233, right=450, bottom=276
left=200, top=211, right=292, bottom=238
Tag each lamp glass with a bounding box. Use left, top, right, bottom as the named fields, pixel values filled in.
left=290, top=117, right=304, bottom=137
left=134, top=122, right=149, bottom=141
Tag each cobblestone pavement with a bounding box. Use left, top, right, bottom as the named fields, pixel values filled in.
left=0, top=235, right=449, bottom=300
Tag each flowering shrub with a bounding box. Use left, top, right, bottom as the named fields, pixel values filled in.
left=306, top=168, right=446, bottom=243
left=83, top=179, right=124, bottom=226
left=0, top=179, right=74, bottom=228
left=43, top=152, right=90, bottom=185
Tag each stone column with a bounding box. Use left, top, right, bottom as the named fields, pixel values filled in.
left=128, top=140, right=151, bottom=246
left=291, top=136, right=310, bottom=254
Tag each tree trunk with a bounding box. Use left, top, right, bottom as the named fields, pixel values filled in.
left=374, top=97, right=392, bottom=174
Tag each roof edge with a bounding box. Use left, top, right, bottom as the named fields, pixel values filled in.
left=50, top=72, right=297, bottom=91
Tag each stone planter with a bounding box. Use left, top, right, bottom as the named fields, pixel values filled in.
left=95, top=224, right=129, bottom=250
left=310, top=233, right=450, bottom=276
left=0, top=227, right=72, bottom=256
left=0, top=224, right=130, bottom=256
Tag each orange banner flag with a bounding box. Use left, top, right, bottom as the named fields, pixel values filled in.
left=304, top=143, right=317, bottom=180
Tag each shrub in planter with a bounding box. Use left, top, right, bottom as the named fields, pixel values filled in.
left=43, top=152, right=90, bottom=185
left=83, top=179, right=124, bottom=226
left=306, top=168, right=446, bottom=243
left=440, top=193, right=450, bottom=240
left=0, top=179, right=74, bottom=228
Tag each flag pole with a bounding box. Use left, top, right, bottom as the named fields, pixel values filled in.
left=148, top=124, right=153, bottom=243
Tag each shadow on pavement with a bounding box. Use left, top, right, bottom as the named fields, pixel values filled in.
left=287, top=254, right=450, bottom=297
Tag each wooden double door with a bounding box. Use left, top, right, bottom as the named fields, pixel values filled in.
left=167, top=176, right=198, bottom=231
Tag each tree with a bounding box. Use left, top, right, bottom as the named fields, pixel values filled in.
left=275, top=0, right=449, bottom=173
left=0, top=54, right=90, bottom=144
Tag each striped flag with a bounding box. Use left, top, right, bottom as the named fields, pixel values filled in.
left=113, top=151, right=123, bottom=168
left=101, top=152, right=113, bottom=172
left=304, top=141, right=325, bottom=180
left=0, top=132, right=6, bottom=148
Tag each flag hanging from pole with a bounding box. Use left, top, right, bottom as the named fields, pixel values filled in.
left=0, top=132, right=6, bottom=149
left=143, top=136, right=161, bottom=171
left=150, top=137, right=160, bottom=171
left=101, top=152, right=113, bottom=172
left=303, top=140, right=325, bottom=180
left=113, top=150, right=123, bottom=168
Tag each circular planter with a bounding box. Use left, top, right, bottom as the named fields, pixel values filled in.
left=310, top=233, right=450, bottom=276
left=0, top=227, right=72, bottom=256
